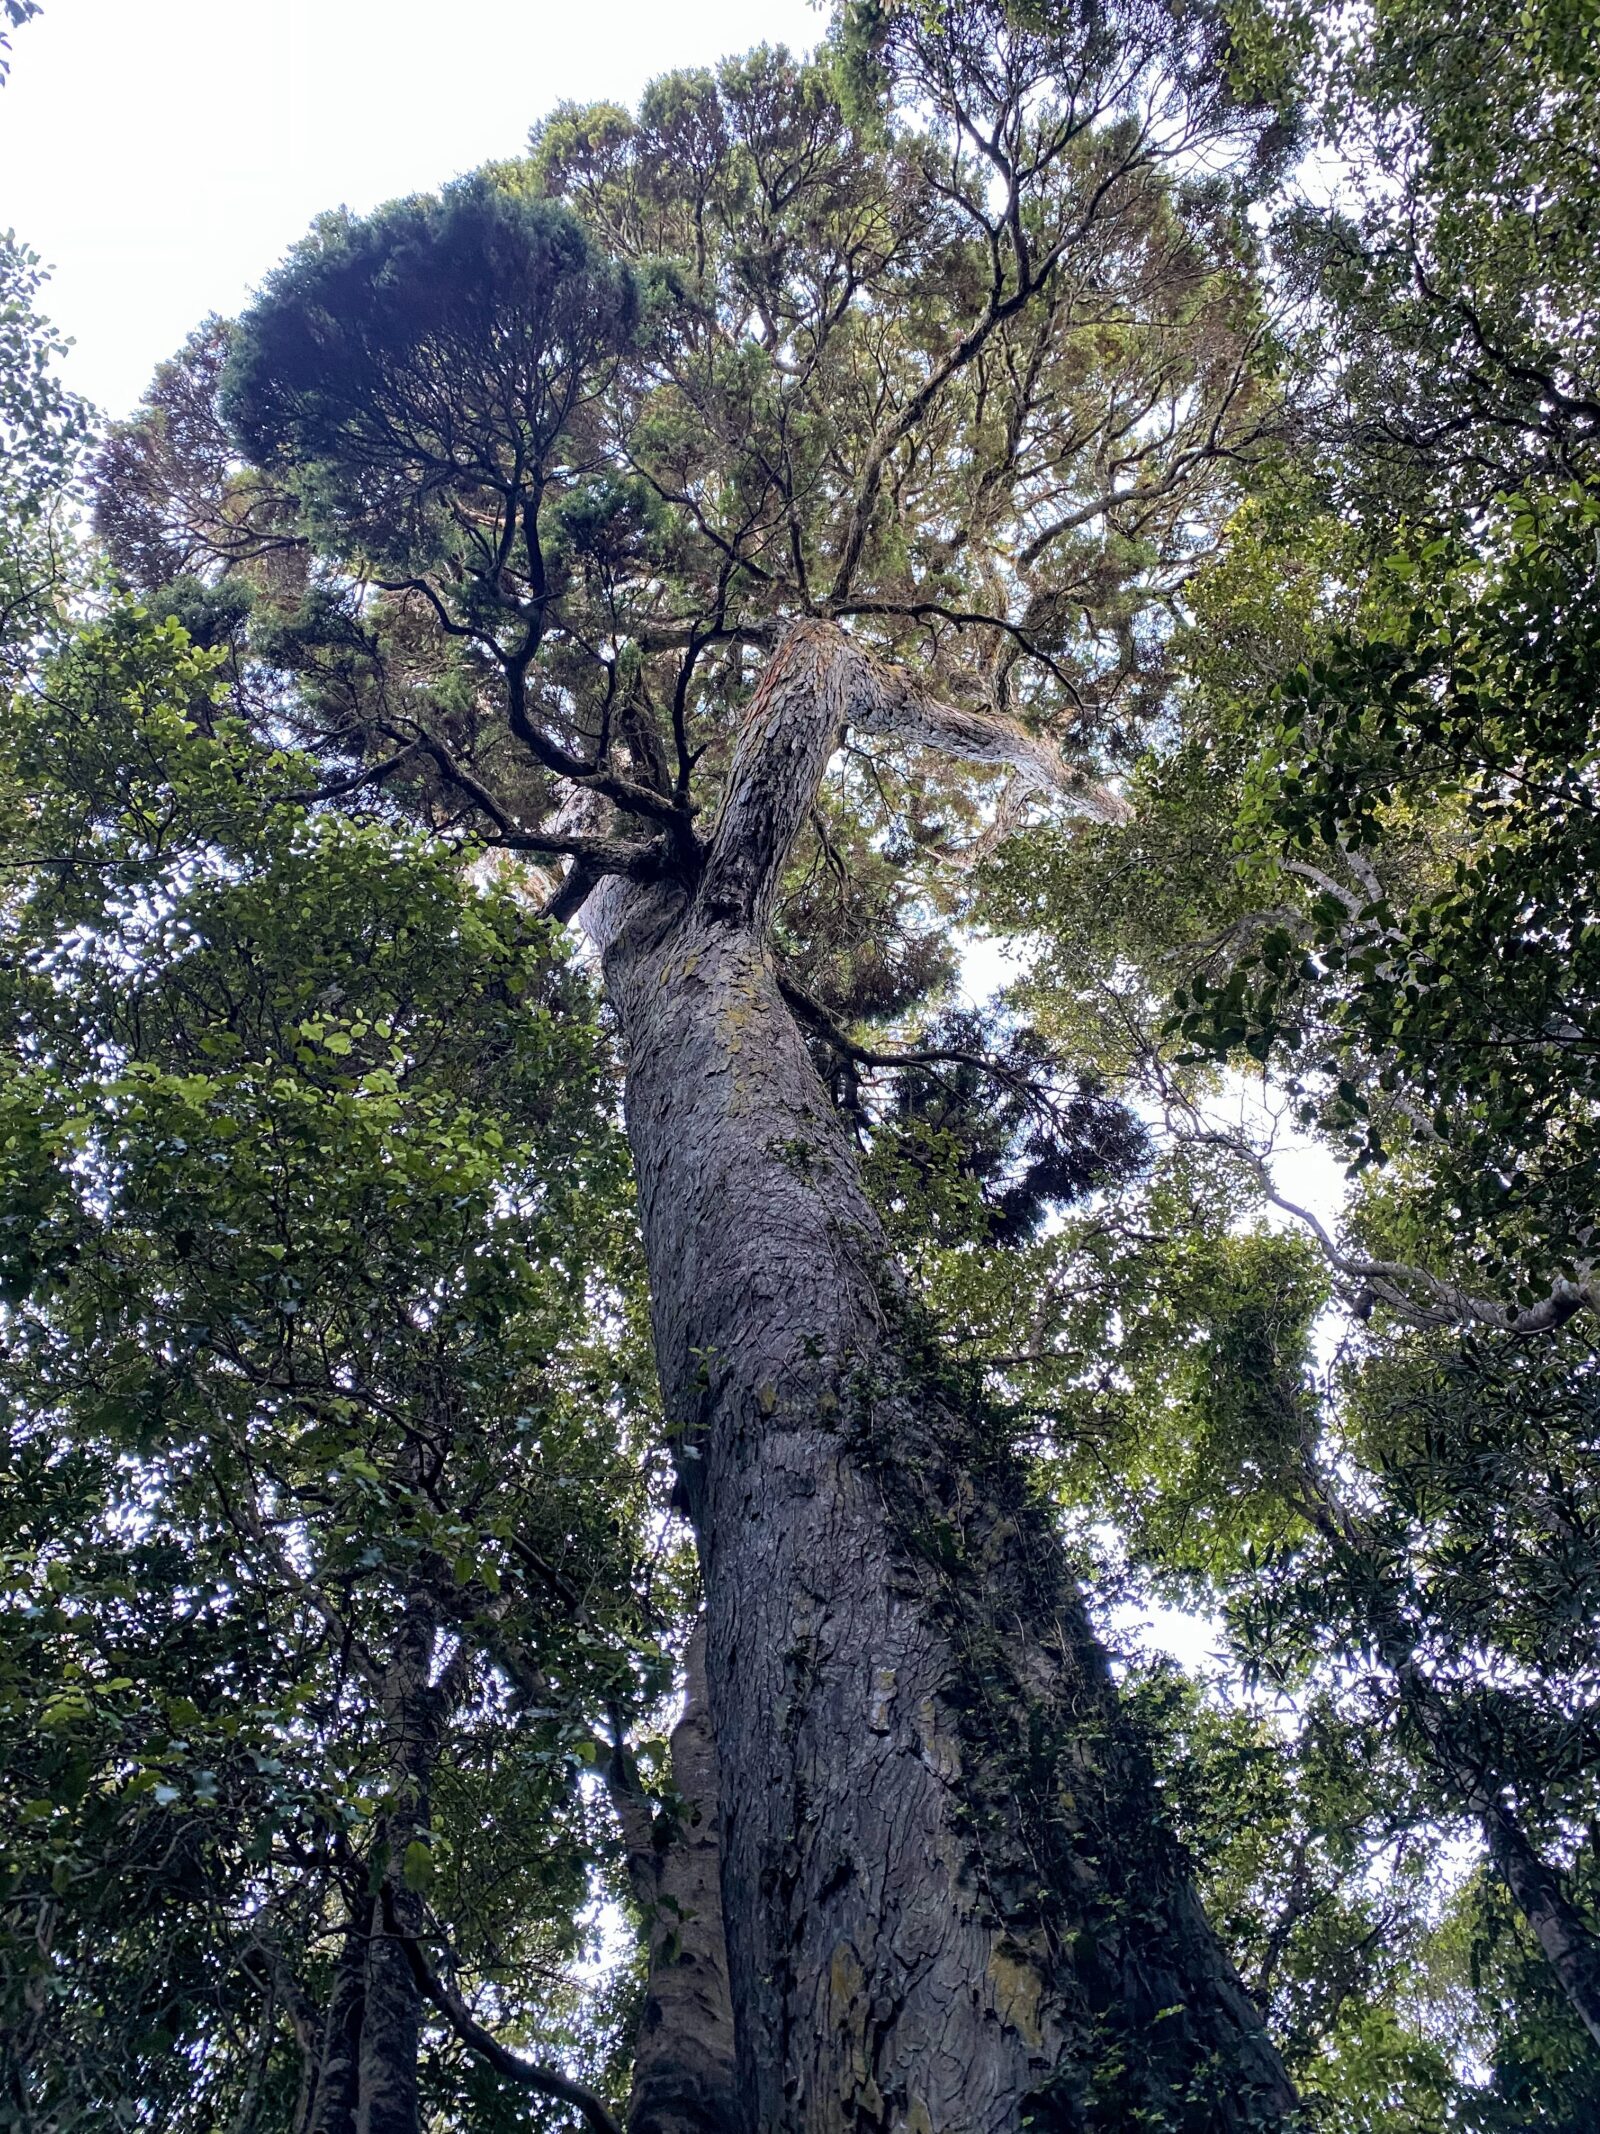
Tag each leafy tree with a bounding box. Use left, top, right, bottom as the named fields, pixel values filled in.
left=0, top=608, right=666, bottom=2131
left=1274, top=0, right=1600, bottom=509
left=0, top=235, right=89, bottom=675
left=1173, top=483, right=1600, bottom=1321
left=970, top=0, right=1600, bottom=2098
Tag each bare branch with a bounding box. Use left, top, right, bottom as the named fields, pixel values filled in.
left=1191, top=1123, right=1595, bottom=1335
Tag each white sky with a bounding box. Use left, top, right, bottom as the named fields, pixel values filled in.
left=0, top=0, right=823, bottom=419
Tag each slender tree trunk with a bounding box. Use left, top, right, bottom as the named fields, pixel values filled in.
left=584, top=622, right=1295, bottom=2134
left=614, top=1618, right=740, bottom=2134
left=304, top=1592, right=439, bottom=2134
left=1480, top=1782, right=1600, bottom=2046
left=306, top=1918, right=367, bottom=2134
left=1299, top=1465, right=1600, bottom=2048
left=357, top=1595, right=438, bottom=2134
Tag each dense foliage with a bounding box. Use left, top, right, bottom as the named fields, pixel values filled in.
left=0, top=606, right=670, bottom=2128
left=3, top=0, right=1600, bottom=2124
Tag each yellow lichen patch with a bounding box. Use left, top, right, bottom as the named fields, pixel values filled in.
left=987, top=1944, right=1045, bottom=2050
left=867, top=1667, right=897, bottom=1732
left=914, top=1696, right=961, bottom=1782
left=826, top=1939, right=881, bottom=2113
left=894, top=2101, right=934, bottom=2134
left=830, top=1940, right=865, bottom=2002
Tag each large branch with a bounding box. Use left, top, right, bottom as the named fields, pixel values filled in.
left=825, top=124, right=1161, bottom=604
left=698, top=617, right=1123, bottom=931
left=852, top=649, right=1126, bottom=818
left=779, top=969, right=1059, bottom=1115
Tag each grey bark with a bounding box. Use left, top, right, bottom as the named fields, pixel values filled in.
left=1482, top=1807, right=1600, bottom=2049
left=305, top=1917, right=367, bottom=2134
left=583, top=622, right=1296, bottom=2133
left=356, top=1594, right=437, bottom=2134
left=614, top=1618, right=740, bottom=2134
left=302, top=1592, right=439, bottom=2134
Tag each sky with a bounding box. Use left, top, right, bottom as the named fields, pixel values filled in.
left=0, top=0, right=823, bottom=420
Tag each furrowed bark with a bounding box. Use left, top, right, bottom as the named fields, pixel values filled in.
left=614, top=1618, right=740, bottom=2134
left=583, top=622, right=1295, bottom=2133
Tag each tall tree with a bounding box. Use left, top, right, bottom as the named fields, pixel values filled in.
left=109, top=7, right=1307, bottom=2127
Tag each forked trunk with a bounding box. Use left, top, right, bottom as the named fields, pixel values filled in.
left=584, top=622, right=1296, bottom=2134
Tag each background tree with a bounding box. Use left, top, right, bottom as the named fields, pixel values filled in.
left=0, top=2, right=39, bottom=88
left=968, top=0, right=1600, bottom=2110
left=0, top=608, right=671, bottom=2132
left=0, top=232, right=88, bottom=676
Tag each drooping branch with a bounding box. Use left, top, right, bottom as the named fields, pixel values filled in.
left=1185, top=1120, right=1595, bottom=1335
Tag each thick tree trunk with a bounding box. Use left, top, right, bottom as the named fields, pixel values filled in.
left=584, top=619, right=1295, bottom=2134
left=615, top=1618, right=740, bottom=2134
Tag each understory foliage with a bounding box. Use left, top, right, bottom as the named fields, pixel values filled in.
left=2, top=0, right=1600, bottom=2125
left=0, top=608, right=670, bottom=2128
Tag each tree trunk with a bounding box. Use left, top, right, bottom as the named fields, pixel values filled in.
left=584, top=621, right=1295, bottom=2134
left=1481, top=1792, right=1600, bottom=2047
left=615, top=1618, right=740, bottom=2134
left=357, top=1595, right=438, bottom=2134
left=306, top=1917, right=367, bottom=2134
left=303, top=1593, right=439, bottom=2134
